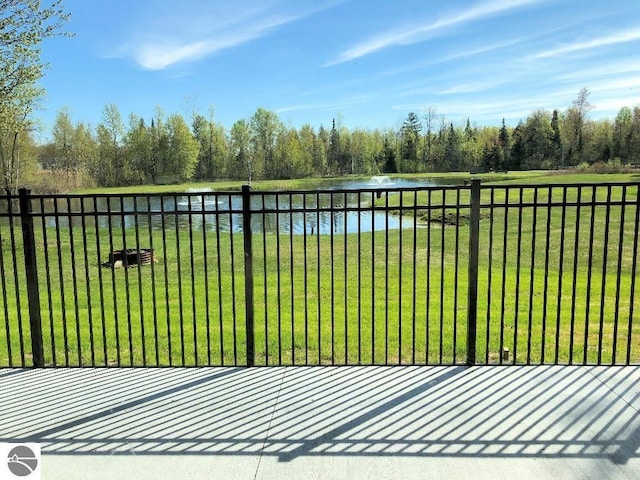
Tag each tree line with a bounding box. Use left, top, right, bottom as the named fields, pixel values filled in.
left=4, top=88, right=640, bottom=192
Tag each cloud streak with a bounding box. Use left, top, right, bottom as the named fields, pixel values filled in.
left=326, top=0, right=545, bottom=66
left=534, top=27, right=640, bottom=58
left=116, top=3, right=337, bottom=70
left=392, top=80, right=640, bottom=122
left=131, top=15, right=302, bottom=70
left=374, top=37, right=528, bottom=79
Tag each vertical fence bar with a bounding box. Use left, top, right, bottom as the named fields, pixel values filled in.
left=569, top=187, right=582, bottom=364
left=0, top=225, right=12, bottom=366
left=485, top=188, right=494, bottom=364
left=9, top=195, right=26, bottom=366
left=627, top=185, right=640, bottom=364
left=439, top=190, right=445, bottom=364
left=612, top=185, right=627, bottom=364
left=330, top=193, right=335, bottom=365
left=527, top=188, right=538, bottom=364
left=541, top=187, right=553, bottom=364
left=79, top=197, right=95, bottom=366
left=584, top=186, right=597, bottom=364
left=412, top=190, right=418, bottom=364
left=106, top=198, right=120, bottom=366
left=67, top=197, right=82, bottom=365
left=317, top=193, right=322, bottom=364
left=513, top=188, right=524, bottom=363
left=611, top=185, right=633, bottom=365
left=241, top=185, right=255, bottom=367
left=598, top=186, right=612, bottom=364
left=119, top=197, right=134, bottom=366
left=499, top=188, right=509, bottom=365
left=160, top=196, right=172, bottom=366
left=398, top=191, right=403, bottom=364
left=40, top=197, right=56, bottom=366
left=466, top=180, right=481, bottom=366
left=357, top=192, right=362, bottom=364
left=303, top=194, right=309, bottom=365
left=200, top=195, right=210, bottom=365
left=214, top=196, right=225, bottom=365
left=426, top=189, right=432, bottom=364
left=229, top=195, right=239, bottom=365
left=94, top=198, right=106, bottom=366
left=187, top=196, right=197, bottom=365
left=133, top=196, right=147, bottom=366
left=555, top=188, right=568, bottom=364
left=147, top=195, right=160, bottom=366
left=19, top=189, right=44, bottom=367
left=384, top=191, right=389, bottom=364
left=174, top=197, right=185, bottom=366
left=291, top=193, right=296, bottom=365
left=453, top=189, right=460, bottom=363
left=344, top=192, right=348, bottom=364
left=275, top=194, right=282, bottom=365
left=371, top=191, right=375, bottom=363
left=262, top=194, right=269, bottom=365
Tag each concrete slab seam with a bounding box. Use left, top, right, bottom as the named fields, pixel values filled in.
left=254, top=367, right=288, bottom=480
left=581, top=366, right=640, bottom=415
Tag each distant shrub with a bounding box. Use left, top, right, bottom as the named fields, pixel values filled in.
left=576, top=158, right=631, bottom=174
left=29, top=169, right=95, bottom=194
left=589, top=161, right=610, bottom=173
left=608, top=157, right=624, bottom=171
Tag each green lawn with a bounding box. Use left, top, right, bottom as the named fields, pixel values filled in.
left=1, top=173, right=638, bottom=367
left=71, top=170, right=640, bottom=194
left=72, top=169, right=555, bottom=195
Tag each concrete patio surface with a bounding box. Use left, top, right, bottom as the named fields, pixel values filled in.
left=0, top=365, right=639, bottom=479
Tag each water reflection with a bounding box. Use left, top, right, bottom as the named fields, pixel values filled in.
left=35, top=177, right=449, bottom=235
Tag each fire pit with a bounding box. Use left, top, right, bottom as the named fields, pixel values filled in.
left=101, top=248, right=157, bottom=268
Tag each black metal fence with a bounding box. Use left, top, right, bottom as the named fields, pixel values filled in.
left=0, top=180, right=638, bottom=367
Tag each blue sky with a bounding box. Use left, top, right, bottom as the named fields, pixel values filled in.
left=36, top=0, right=640, bottom=139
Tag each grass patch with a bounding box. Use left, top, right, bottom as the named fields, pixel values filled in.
left=1, top=178, right=639, bottom=367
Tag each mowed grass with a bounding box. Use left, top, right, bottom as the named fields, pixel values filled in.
left=1, top=177, right=639, bottom=366
left=71, top=169, right=554, bottom=195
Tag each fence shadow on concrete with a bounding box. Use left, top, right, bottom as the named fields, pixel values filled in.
left=0, top=366, right=638, bottom=464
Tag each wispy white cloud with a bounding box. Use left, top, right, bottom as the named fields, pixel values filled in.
left=392, top=99, right=533, bottom=122
left=131, top=15, right=301, bottom=70
left=374, top=37, right=528, bottom=78
left=392, top=80, right=640, bottom=123
left=326, top=0, right=546, bottom=66
left=534, top=27, right=640, bottom=59
left=592, top=96, right=640, bottom=112
left=276, top=93, right=382, bottom=114
left=587, top=75, right=640, bottom=93
left=437, top=80, right=509, bottom=95
left=556, top=60, right=640, bottom=82
left=115, top=2, right=338, bottom=70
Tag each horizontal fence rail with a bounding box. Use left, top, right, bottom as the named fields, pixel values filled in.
left=0, top=181, right=638, bottom=367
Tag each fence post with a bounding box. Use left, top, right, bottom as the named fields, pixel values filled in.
left=466, top=179, right=481, bottom=366
left=241, top=185, right=255, bottom=366
left=18, top=188, right=44, bottom=367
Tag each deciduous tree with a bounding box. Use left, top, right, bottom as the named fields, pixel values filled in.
left=0, top=0, right=70, bottom=192
left=166, top=113, right=199, bottom=181
left=229, top=119, right=252, bottom=182
left=250, top=107, right=282, bottom=179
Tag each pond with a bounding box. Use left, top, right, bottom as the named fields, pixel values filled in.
left=39, top=176, right=462, bottom=235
